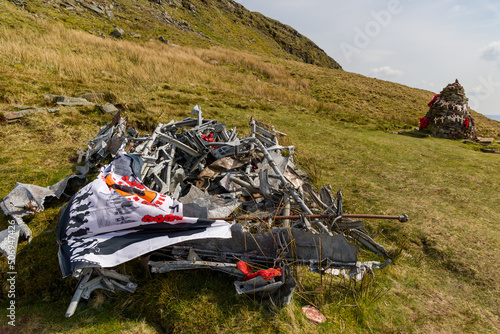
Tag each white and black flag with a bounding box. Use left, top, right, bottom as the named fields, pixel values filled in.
left=57, top=152, right=231, bottom=277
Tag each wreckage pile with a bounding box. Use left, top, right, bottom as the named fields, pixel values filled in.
left=420, top=79, right=476, bottom=139
left=1, top=106, right=406, bottom=317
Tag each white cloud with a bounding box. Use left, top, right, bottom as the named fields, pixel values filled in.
left=352, top=49, right=395, bottom=63
left=368, top=66, right=403, bottom=78
left=468, top=85, right=489, bottom=97
left=480, top=41, right=500, bottom=61
left=453, top=5, right=465, bottom=11
left=418, top=80, right=436, bottom=91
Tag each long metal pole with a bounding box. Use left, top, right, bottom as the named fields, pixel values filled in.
left=213, top=213, right=409, bottom=222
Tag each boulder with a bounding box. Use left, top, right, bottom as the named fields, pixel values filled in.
left=111, top=27, right=124, bottom=38
left=99, top=103, right=119, bottom=114
left=157, top=36, right=169, bottom=44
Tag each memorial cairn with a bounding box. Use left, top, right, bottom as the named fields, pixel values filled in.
left=419, top=79, right=476, bottom=139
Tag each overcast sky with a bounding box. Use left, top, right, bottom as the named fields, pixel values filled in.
left=236, top=0, right=500, bottom=116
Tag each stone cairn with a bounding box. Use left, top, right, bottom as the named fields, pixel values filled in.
left=419, top=79, right=476, bottom=139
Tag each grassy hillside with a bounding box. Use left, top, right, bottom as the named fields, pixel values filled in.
left=1, top=1, right=500, bottom=333
left=4, top=0, right=341, bottom=69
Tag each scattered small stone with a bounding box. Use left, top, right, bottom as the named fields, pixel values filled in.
left=99, top=102, right=119, bottom=114
left=480, top=148, right=500, bottom=154
left=13, top=106, right=36, bottom=110
left=55, top=96, right=95, bottom=106
left=80, top=1, right=104, bottom=15
left=476, top=137, right=494, bottom=144
left=3, top=108, right=45, bottom=122
left=111, top=27, right=124, bottom=38
left=43, top=94, right=59, bottom=103
left=157, top=36, right=169, bottom=44
left=301, top=305, right=326, bottom=324
left=189, top=4, right=198, bottom=13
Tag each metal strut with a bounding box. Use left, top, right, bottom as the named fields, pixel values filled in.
left=65, top=268, right=138, bottom=317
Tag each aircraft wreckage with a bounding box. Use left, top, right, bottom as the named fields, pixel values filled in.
left=0, top=105, right=408, bottom=317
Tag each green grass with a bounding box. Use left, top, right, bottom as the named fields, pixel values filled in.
left=0, top=1, right=500, bottom=333
left=1, top=106, right=498, bottom=333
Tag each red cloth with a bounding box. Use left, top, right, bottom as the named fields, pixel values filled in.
left=419, top=117, right=430, bottom=130
left=464, top=119, right=470, bottom=128
left=201, top=133, right=215, bottom=142
left=237, top=261, right=282, bottom=281
left=428, top=94, right=440, bottom=107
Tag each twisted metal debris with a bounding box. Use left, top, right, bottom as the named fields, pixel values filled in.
left=0, top=105, right=407, bottom=316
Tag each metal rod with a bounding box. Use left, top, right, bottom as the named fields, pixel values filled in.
left=157, top=133, right=202, bottom=157
left=213, top=213, right=408, bottom=222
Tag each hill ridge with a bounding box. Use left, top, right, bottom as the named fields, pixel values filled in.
left=7, top=0, right=342, bottom=69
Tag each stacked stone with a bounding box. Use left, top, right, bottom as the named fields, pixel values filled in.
left=422, top=79, right=476, bottom=139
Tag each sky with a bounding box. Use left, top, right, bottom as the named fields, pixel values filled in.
left=235, top=0, right=500, bottom=117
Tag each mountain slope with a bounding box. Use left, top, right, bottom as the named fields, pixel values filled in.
left=6, top=0, right=341, bottom=69
left=0, top=1, right=500, bottom=333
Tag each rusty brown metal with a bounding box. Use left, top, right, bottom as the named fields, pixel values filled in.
left=212, top=213, right=409, bottom=222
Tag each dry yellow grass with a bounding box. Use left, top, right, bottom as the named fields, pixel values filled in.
left=0, top=16, right=311, bottom=108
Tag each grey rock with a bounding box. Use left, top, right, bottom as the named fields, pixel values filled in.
left=111, top=27, right=124, bottom=38
left=168, top=0, right=181, bottom=7
left=189, top=4, right=198, bottom=13
left=99, top=103, right=119, bottom=114
left=157, top=36, right=169, bottom=44
left=4, top=108, right=45, bottom=122
left=43, top=94, right=59, bottom=103
left=44, top=94, right=95, bottom=106
left=55, top=96, right=95, bottom=106
left=13, top=105, right=36, bottom=110
left=79, top=1, right=105, bottom=15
